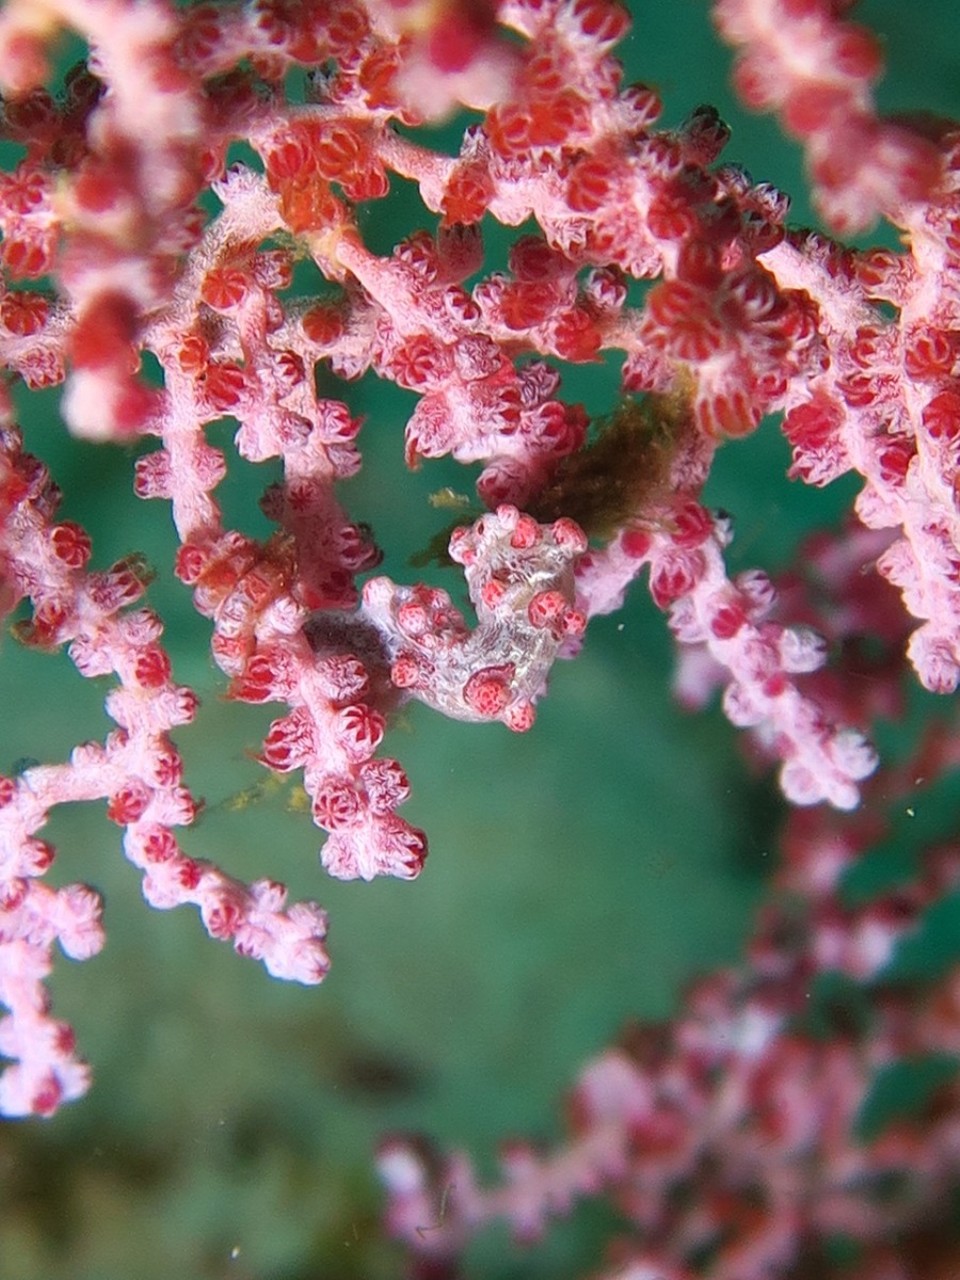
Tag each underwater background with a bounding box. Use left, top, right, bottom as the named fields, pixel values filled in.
left=1, top=3, right=959, bottom=1277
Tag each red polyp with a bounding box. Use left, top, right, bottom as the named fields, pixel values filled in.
left=528, top=589, right=565, bottom=628
left=68, top=292, right=139, bottom=371
left=426, top=14, right=486, bottom=73
left=391, top=653, right=423, bottom=689
left=463, top=665, right=514, bottom=718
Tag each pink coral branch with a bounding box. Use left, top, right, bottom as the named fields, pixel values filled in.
left=712, top=0, right=943, bottom=232
left=379, top=818, right=960, bottom=1274
left=575, top=504, right=877, bottom=808
left=0, top=417, right=329, bottom=1114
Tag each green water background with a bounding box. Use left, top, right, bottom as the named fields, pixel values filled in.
left=1, top=3, right=959, bottom=1277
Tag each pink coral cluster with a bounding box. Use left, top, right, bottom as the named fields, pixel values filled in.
left=379, top=752, right=960, bottom=1279
left=0, top=17, right=957, bottom=1275
left=379, top=507, right=960, bottom=1278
